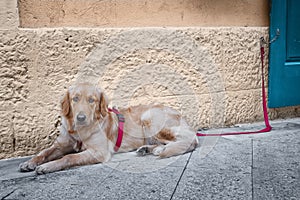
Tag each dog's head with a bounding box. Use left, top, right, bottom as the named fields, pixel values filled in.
left=61, top=83, right=108, bottom=133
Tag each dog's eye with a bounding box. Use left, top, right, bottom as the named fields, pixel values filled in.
left=73, top=96, right=79, bottom=102
left=88, top=98, right=94, bottom=103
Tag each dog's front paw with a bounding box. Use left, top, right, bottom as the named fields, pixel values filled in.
left=19, top=161, right=37, bottom=172
left=35, top=163, right=56, bottom=175
left=136, top=146, right=150, bottom=156
left=153, top=146, right=165, bottom=156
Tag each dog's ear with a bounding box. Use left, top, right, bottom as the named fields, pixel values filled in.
left=61, top=91, right=71, bottom=117
left=96, top=92, right=108, bottom=120
left=61, top=90, right=75, bottom=134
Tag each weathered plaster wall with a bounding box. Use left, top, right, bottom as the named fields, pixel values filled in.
left=0, top=0, right=19, bottom=29
left=18, top=0, right=269, bottom=28
left=1, top=27, right=300, bottom=159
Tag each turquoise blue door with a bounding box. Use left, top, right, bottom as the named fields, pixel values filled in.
left=269, top=0, right=300, bottom=107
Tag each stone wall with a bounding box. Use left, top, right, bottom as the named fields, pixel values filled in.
left=1, top=27, right=300, bottom=159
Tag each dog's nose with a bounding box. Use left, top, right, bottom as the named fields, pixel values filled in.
left=77, top=114, right=86, bottom=122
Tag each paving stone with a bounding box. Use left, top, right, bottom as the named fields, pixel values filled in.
left=253, top=126, right=300, bottom=200
left=0, top=153, right=190, bottom=200
left=0, top=157, right=35, bottom=181
left=172, top=137, right=253, bottom=200
left=0, top=118, right=299, bottom=200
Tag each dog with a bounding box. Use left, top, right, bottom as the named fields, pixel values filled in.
left=19, top=83, right=198, bottom=174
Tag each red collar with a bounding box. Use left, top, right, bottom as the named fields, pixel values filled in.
left=108, top=107, right=124, bottom=152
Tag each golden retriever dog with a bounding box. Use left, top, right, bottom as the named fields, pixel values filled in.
left=19, top=83, right=198, bottom=174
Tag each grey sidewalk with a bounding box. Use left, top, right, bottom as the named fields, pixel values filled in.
left=0, top=118, right=299, bottom=200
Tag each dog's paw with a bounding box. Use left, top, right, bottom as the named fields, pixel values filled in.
left=153, top=146, right=165, bottom=156
left=19, top=161, right=37, bottom=172
left=136, top=146, right=150, bottom=156
left=35, top=163, right=55, bottom=175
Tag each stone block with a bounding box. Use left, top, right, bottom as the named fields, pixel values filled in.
left=0, top=0, right=19, bottom=29
left=18, top=0, right=269, bottom=28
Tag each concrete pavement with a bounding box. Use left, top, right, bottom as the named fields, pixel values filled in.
left=0, top=118, right=299, bottom=200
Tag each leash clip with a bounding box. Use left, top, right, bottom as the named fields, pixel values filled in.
left=260, top=37, right=267, bottom=47
left=269, top=28, right=280, bottom=44
left=116, top=113, right=125, bottom=122
left=260, top=28, right=280, bottom=47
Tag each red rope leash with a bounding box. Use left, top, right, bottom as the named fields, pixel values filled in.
left=197, top=38, right=272, bottom=137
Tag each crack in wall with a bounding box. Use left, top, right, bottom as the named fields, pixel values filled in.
left=48, top=116, right=61, bottom=140
left=11, top=115, right=15, bottom=152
